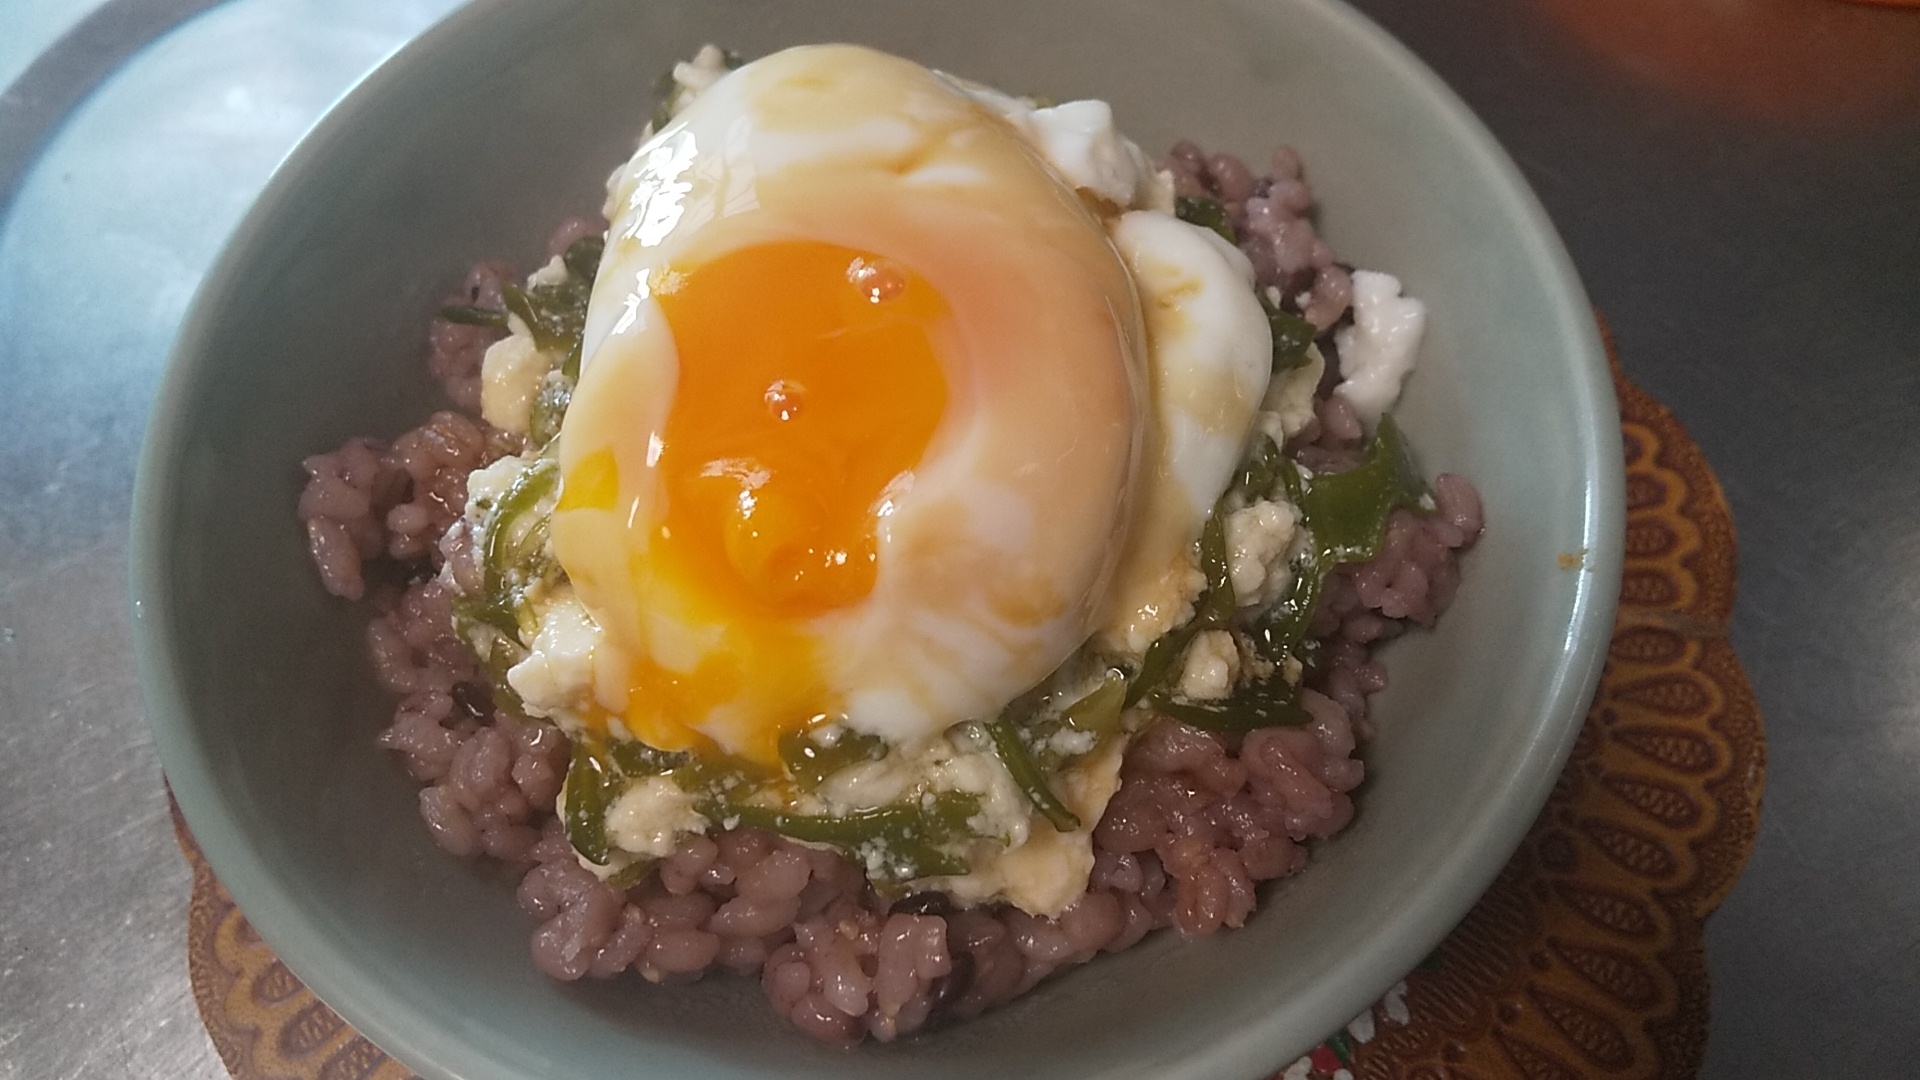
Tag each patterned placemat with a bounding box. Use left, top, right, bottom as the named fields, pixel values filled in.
left=172, top=357, right=1763, bottom=1080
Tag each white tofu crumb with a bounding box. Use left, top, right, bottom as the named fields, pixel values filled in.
left=463, top=453, right=530, bottom=514
left=1046, top=726, right=1099, bottom=759
left=816, top=754, right=914, bottom=811
left=671, top=44, right=731, bottom=103
left=1022, top=99, right=1157, bottom=209
left=1177, top=629, right=1239, bottom=701
left=806, top=734, right=1030, bottom=852
left=526, top=254, right=570, bottom=288
left=939, top=78, right=1163, bottom=213
left=927, top=742, right=1030, bottom=845
left=1256, top=343, right=1328, bottom=445
left=606, top=776, right=708, bottom=857
left=921, top=737, right=1127, bottom=917
left=1333, top=270, right=1426, bottom=423
left=505, top=586, right=600, bottom=717
left=479, top=322, right=547, bottom=436
left=1225, top=499, right=1299, bottom=607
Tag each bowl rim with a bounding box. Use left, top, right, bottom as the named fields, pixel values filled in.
left=130, top=0, right=1624, bottom=1076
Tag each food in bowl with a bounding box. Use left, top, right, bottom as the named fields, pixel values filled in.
left=296, top=43, right=1483, bottom=1044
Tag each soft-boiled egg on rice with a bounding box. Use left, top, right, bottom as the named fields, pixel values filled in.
left=475, top=43, right=1294, bottom=912
left=547, top=45, right=1270, bottom=763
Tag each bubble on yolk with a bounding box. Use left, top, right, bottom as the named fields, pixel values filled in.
left=656, top=239, right=950, bottom=616
left=591, top=239, right=951, bottom=760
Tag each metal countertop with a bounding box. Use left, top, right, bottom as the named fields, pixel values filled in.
left=2, top=1, right=1916, bottom=1077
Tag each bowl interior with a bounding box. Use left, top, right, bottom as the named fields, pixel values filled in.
left=133, top=1, right=1622, bottom=1078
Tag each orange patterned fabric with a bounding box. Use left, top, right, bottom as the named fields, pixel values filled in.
left=177, top=812, right=417, bottom=1080
left=1274, top=347, right=1763, bottom=1080
left=174, top=357, right=1762, bottom=1080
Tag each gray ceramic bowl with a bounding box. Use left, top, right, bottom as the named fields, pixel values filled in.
left=133, top=1, right=1623, bottom=1077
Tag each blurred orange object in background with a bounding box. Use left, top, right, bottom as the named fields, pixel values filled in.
left=1536, top=0, right=1920, bottom=123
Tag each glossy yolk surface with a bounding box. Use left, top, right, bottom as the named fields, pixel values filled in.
left=575, top=239, right=952, bottom=760
left=655, top=239, right=949, bottom=617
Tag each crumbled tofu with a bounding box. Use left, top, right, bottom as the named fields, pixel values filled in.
left=921, top=737, right=1126, bottom=917
left=803, top=720, right=1127, bottom=917
left=937, top=78, right=1168, bottom=214
left=464, top=453, right=532, bottom=513
left=505, top=586, right=599, bottom=717
left=526, top=254, right=570, bottom=288
left=1046, top=726, right=1099, bottom=759
left=806, top=732, right=1031, bottom=849
left=479, top=320, right=548, bottom=435
left=1225, top=499, right=1299, bottom=607
left=815, top=749, right=918, bottom=811
left=671, top=44, right=732, bottom=106
left=606, top=776, right=707, bottom=857
left=935, top=746, right=1033, bottom=845
left=1021, top=99, right=1157, bottom=209
left=1177, top=629, right=1240, bottom=701
left=1257, top=341, right=1328, bottom=445
left=1333, top=271, right=1426, bottom=423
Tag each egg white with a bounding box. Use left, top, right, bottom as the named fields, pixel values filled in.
left=551, top=45, right=1151, bottom=756
left=1098, top=210, right=1275, bottom=654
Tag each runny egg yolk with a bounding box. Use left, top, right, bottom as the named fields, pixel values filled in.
left=554, top=44, right=1151, bottom=772
left=558, top=239, right=954, bottom=763
left=654, top=240, right=949, bottom=618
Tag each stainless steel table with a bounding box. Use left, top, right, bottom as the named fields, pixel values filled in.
left=3, top=2, right=1915, bottom=1077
